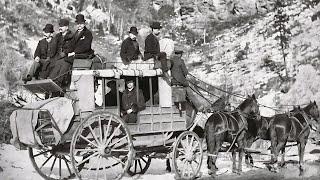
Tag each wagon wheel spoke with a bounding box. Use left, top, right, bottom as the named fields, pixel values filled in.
left=181, top=159, right=187, bottom=176
left=138, top=159, right=145, bottom=172
left=110, top=156, right=126, bottom=166
left=77, top=152, right=99, bottom=167
left=88, top=125, right=101, bottom=146
left=74, top=148, right=100, bottom=153
left=173, top=132, right=203, bottom=180
left=33, top=150, right=50, bottom=158
left=59, top=157, right=62, bottom=178
left=71, top=112, right=134, bottom=180
left=63, top=156, right=73, bottom=176
left=108, top=135, right=128, bottom=147
left=134, top=160, right=138, bottom=173
left=49, top=156, right=57, bottom=176
left=190, top=161, right=196, bottom=176
left=189, top=136, right=195, bottom=149
left=105, top=124, right=122, bottom=146
left=99, top=116, right=103, bottom=143
left=79, top=134, right=98, bottom=148
left=95, top=156, right=102, bottom=180
left=40, top=154, right=53, bottom=169
left=177, top=148, right=185, bottom=156
left=102, top=115, right=113, bottom=143
left=191, top=140, right=199, bottom=152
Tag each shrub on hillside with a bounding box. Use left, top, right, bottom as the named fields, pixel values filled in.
left=0, top=101, right=17, bottom=144
left=157, top=5, right=175, bottom=21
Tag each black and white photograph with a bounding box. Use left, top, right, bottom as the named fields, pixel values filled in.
left=0, top=0, right=320, bottom=179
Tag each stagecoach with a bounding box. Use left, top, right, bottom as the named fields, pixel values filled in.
left=10, top=57, right=222, bottom=180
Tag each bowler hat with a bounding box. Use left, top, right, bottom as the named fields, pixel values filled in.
left=150, top=21, right=162, bottom=29
left=59, top=18, right=69, bottom=27
left=125, top=77, right=136, bottom=84
left=128, top=26, right=138, bottom=35
left=174, top=50, right=183, bottom=54
left=75, top=14, right=86, bottom=24
left=43, top=24, right=54, bottom=33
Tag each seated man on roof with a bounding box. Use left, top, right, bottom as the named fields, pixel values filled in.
left=66, top=14, right=94, bottom=63
left=49, top=18, right=74, bottom=89
left=23, top=24, right=58, bottom=83
left=120, top=26, right=143, bottom=66
left=121, top=77, right=146, bottom=123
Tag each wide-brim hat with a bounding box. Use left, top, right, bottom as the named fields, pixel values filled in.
left=128, top=26, right=138, bottom=35
left=43, top=24, right=54, bottom=33
left=75, top=14, right=86, bottom=24
left=59, top=18, right=69, bottom=27
left=150, top=21, right=162, bottom=29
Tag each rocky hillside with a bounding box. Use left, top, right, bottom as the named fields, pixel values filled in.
left=0, top=0, right=320, bottom=115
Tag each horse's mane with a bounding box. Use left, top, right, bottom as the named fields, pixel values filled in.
left=237, top=98, right=253, bottom=111
left=303, top=103, right=314, bottom=114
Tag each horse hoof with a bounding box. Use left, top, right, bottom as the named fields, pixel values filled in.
left=208, top=170, right=216, bottom=177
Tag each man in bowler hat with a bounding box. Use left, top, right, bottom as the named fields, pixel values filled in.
left=120, top=26, right=143, bottom=65
left=144, top=21, right=162, bottom=61
left=23, top=24, right=58, bottom=82
left=67, top=14, right=94, bottom=60
left=48, top=18, right=74, bottom=88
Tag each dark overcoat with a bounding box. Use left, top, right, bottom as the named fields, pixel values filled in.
left=48, top=30, right=74, bottom=85
left=120, top=37, right=141, bottom=65
left=170, top=55, right=189, bottom=87
left=72, top=27, right=94, bottom=56
left=34, top=37, right=58, bottom=78
left=144, top=33, right=160, bottom=60
left=34, top=37, right=58, bottom=60
left=56, top=30, right=74, bottom=58
left=121, top=88, right=146, bottom=123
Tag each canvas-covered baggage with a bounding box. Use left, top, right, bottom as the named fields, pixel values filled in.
left=10, top=97, right=74, bottom=149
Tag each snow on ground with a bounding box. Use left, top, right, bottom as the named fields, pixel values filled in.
left=1, top=139, right=320, bottom=180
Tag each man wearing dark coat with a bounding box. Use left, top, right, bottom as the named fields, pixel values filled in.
left=171, top=49, right=208, bottom=112
left=144, top=22, right=162, bottom=61
left=120, top=26, right=142, bottom=65
left=49, top=18, right=74, bottom=88
left=23, top=24, right=58, bottom=82
left=67, top=14, right=94, bottom=60
left=121, top=77, right=146, bottom=123
left=170, top=50, right=189, bottom=87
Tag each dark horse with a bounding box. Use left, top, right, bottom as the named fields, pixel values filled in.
left=258, top=101, right=319, bottom=172
left=205, top=94, right=261, bottom=175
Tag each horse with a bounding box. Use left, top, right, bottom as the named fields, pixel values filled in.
left=258, top=101, right=319, bottom=173
left=205, top=94, right=261, bottom=175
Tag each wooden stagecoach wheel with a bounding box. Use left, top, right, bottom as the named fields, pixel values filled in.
left=127, top=155, right=152, bottom=176
left=29, top=146, right=81, bottom=180
left=173, top=131, right=203, bottom=180
left=70, top=111, right=134, bottom=180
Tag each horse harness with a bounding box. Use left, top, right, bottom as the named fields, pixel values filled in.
left=213, top=109, right=248, bottom=136
left=290, top=110, right=312, bottom=138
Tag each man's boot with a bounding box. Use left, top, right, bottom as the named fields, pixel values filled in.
left=22, top=75, right=32, bottom=84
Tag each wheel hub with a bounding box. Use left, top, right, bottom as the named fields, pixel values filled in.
left=185, top=151, right=194, bottom=162
left=98, top=145, right=111, bottom=156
